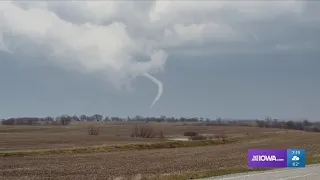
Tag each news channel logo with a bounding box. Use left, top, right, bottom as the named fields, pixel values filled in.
left=248, top=149, right=305, bottom=168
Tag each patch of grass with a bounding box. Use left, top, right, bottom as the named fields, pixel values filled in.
left=150, top=155, right=320, bottom=180
left=306, top=155, right=320, bottom=164
left=184, top=132, right=198, bottom=136
left=0, top=126, right=46, bottom=133
left=130, top=125, right=157, bottom=138
left=189, top=135, right=207, bottom=140
left=149, top=168, right=268, bottom=180
left=0, top=139, right=235, bottom=157
left=88, top=124, right=99, bottom=135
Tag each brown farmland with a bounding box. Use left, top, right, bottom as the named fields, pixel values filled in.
left=0, top=122, right=280, bottom=151
left=0, top=122, right=319, bottom=180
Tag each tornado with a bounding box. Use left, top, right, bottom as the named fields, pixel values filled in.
left=143, top=73, right=163, bottom=108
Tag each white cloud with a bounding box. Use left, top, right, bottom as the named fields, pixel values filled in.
left=148, top=1, right=304, bottom=22
left=0, top=32, right=5, bottom=51
left=0, top=1, right=166, bottom=88
left=292, top=156, right=300, bottom=161
left=174, top=23, right=238, bottom=41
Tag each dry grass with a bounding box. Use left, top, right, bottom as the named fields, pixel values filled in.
left=0, top=139, right=232, bottom=157
left=0, top=123, right=319, bottom=180
left=183, top=132, right=198, bottom=136
left=130, top=125, right=157, bottom=138
left=189, top=135, right=207, bottom=140
left=87, top=125, right=99, bottom=136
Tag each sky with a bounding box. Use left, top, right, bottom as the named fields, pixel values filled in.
left=0, top=1, right=320, bottom=121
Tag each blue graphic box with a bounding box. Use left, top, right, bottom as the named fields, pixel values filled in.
left=287, top=149, right=305, bottom=168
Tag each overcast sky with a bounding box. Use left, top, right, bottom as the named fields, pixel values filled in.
left=0, top=1, right=320, bottom=121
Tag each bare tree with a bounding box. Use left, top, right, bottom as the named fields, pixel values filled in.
left=59, top=115, right=72, bottom=125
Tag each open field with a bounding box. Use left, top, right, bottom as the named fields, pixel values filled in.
left=0, top=122, right=281, bottom=151
left=0, top=122, right=319, bottom=180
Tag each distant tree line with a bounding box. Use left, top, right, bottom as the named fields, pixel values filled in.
left=1, top=115, right=319, bottom=132
left=255, top=118, right=320, bottom=132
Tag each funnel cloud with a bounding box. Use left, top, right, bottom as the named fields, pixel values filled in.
left=143, top=73, right=163, bottom=108
left=1, top=1, right=319, bottom=116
